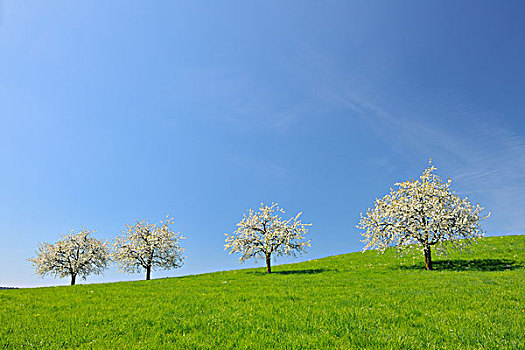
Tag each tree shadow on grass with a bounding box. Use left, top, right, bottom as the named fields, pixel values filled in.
left=400, top=258, right=522, bottom=271
left=247, top=268, right=333, bottom=275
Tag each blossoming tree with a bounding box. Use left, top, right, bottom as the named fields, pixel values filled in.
left=225, top=203, right=311, bottom=273
left=113, top=216, right=185, bottom=280
left=28, top=229, right=109, bottom=285
left=357, top=160, right=490, bottom=270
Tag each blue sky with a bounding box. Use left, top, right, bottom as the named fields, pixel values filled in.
left=1, top=1, right=524, bottom=287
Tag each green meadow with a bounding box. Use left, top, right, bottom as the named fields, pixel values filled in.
left=1, top=235, right=524, bottom=349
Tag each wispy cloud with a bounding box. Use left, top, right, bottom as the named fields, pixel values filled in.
left=339, top=91, right=525, bottom=233
left=299, top=43, right=525, bottom=233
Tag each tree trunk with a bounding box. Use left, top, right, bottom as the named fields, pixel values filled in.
left=266, top=254, right=271, bottom=274
left=146, top=265, right=151, bottom=280
left=71, top=274, right=76, bottom=286
left=424, top=245, right=433, bottom=270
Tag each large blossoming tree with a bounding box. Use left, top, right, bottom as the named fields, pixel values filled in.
left=357, top=160, right=490, bottom=270
left=225, top=203, right=311, bottom=273
left=113, top=216, right=185, bottom=280
left=28, top=229, right=109, bottom=285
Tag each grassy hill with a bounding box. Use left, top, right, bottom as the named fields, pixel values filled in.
left=1, top=235, right=524, bottom=349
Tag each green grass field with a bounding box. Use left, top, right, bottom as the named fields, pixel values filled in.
left=1, top=235, right=524, bottom=349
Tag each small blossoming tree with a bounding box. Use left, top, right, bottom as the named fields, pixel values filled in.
left=113, top=216, right=185, bottom=280
left=225, top=203, right=311, bottom=273
left=357, top=160, right=490, bottom=270
left=28, top=229, right=109, bottom=285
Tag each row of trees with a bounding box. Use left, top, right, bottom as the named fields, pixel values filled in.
left=29, top=205, right=311, bottom=285
left=30, top=160, right=490, bottom=285
left=28, top=217, right=185, bottom=285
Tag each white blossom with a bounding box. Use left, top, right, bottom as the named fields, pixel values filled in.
left=112, top=216, right=185, bottom=280
left=225, top=203, right=311, bottom=273
left=28, top=229, right=109, bottom=285
left=357, top=160, right=490, bottom=270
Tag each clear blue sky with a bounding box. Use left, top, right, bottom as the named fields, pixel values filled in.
left=1, top=1, right=524, bottom=287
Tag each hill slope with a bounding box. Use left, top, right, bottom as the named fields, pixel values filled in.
left=1, top=235, right=524, bottom=349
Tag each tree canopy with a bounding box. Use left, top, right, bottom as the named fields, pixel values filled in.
left=357, top=161, right=490, bottom=270
left=112, top=216, right=185, bottom=280
left=225, top=203, right=311, bottom=273
left=28, top=228, right=109, bottom=285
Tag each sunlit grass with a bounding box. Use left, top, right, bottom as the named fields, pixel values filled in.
left=1, top=235, right=524, bottom=349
